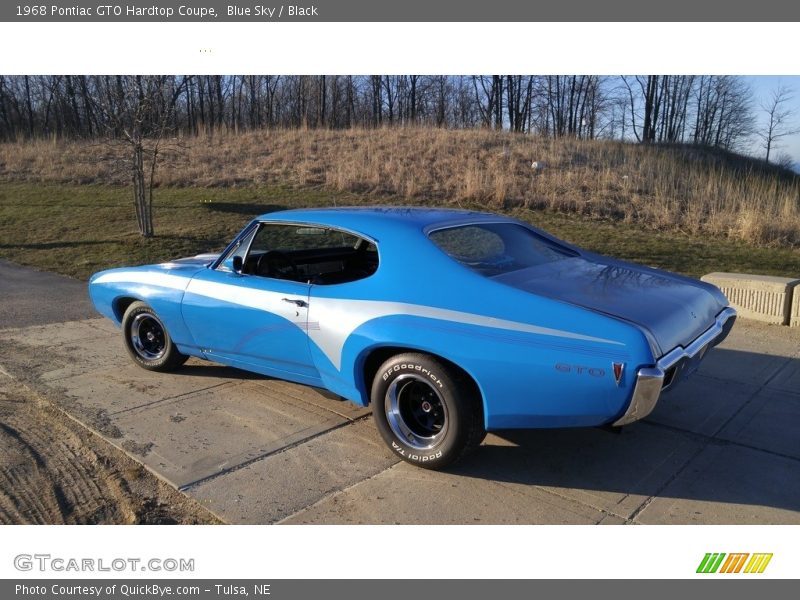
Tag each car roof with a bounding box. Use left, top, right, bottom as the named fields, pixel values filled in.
left=256, top=206, right=512, bottom=235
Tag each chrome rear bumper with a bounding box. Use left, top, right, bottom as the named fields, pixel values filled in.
left=612, top=307, right=737, bottom=426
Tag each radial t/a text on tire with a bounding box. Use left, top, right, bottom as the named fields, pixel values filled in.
left=371, top=352, right=485, bottom=470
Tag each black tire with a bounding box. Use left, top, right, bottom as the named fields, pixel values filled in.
left=371, top=353, right=485, bottom=470
left=121, top=301, right=188, bottom=372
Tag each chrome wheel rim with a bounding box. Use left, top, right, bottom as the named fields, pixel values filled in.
left=130, top=313, right=167, bottom=360
left=385, top=374, right=449, bottom=450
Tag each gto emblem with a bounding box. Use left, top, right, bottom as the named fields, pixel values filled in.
left=612, top=362, right=625, bottom=386
left=555, top=363, right=605, bottom=377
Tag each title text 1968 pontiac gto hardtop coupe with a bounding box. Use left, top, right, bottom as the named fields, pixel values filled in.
left=89, top=207, right=735, bottom=469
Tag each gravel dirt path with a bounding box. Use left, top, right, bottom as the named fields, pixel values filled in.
left=0, top=377, right=219, bottom=524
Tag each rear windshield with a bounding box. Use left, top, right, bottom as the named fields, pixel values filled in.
left=429, top=222, right=576, bottom=276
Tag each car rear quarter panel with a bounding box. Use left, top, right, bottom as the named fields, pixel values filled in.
left=308, top=231, right=656, bottom=429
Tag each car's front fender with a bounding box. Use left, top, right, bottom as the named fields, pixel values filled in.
left=88, top=267, right=199, bottom=352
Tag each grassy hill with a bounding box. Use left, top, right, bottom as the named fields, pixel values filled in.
left=1, top=128, right=799, bottom=280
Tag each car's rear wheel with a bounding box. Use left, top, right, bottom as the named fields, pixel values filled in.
left=371, top=353, right=485, bottom=470
left=122, top=301, right=187, bottom=372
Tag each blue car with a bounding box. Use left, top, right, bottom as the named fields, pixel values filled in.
left=89, top=207, right=736, bottom=469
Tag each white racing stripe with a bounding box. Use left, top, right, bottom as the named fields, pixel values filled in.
left=306, top=298, right=623, bottom=370
left=92, top=271, right=194, bottom=290
left=94, top=270, right=624, bottom=371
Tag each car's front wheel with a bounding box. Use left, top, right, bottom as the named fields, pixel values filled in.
left=371, top=353, right=485, bottom=470
left=121, top=301, right=187, bottom=372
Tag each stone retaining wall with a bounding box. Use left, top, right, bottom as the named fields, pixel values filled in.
left=700, top=272, right=800, bottom=327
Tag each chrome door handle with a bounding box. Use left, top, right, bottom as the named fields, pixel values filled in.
left=282, top=298, right=308, bottom=308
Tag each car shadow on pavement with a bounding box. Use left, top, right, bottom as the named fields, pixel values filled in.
left=172, top=362, right=345, bottom=402
left=173, top=362, right=266, bottom=380
left=454, top=424, right=800, bottom=518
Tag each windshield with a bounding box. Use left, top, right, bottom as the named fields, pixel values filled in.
left=429, top=222, right=577, bottom=277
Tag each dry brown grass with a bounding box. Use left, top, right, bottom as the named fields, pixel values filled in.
left=2, top=127, right=799, bottom=246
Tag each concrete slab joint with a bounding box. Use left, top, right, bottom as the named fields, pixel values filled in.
left=701, top=272, right=800, bottom=326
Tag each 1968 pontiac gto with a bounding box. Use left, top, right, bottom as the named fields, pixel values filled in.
left=89, top=207, right=736, bottom=469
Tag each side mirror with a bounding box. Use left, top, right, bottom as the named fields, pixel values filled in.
left=232, top=255, right=244, bottom=274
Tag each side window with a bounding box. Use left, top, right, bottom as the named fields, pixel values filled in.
left=430, top=226, right=505, bottom=263
left=429, top=222, right=575, bottom=277
left=233, top=223, right=378, bottom=284
left=249, top=224, right=359, bottom=254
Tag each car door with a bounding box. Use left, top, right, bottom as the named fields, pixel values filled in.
left=181, top=223, right=318, bottom=383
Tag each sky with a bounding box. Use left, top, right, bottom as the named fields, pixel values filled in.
left=746, top=75, right=800, bottom=170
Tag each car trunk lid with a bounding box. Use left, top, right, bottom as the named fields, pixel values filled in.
left=493, top=257, right=726, bottom=357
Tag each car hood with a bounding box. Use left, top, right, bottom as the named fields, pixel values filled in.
left=161, top=253, right=220, bottom=268
left=144, top=253, right=220, bottom=274
left=89, top=254, right=219, bottom=286
left=493, top=256, right=728, bottom=357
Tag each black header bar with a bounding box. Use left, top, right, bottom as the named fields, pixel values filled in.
left=4, top=1, right=800, bottom=22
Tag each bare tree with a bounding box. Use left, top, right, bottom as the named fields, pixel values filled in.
left=758, top=84, right=799, bottom=163
left=540, top=75, right=603, bottom=139
left=620, top=76, right=642, bottom=142
left=471, top=76, right=503, bottom=129
left=693, top=76, right=754, bottom=151
left=92, top=76, right=190, bottom=237
left=774, top=152, right=797, bottom=171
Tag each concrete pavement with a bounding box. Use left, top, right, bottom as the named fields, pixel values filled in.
left=0, top=261, right=798, bottom=524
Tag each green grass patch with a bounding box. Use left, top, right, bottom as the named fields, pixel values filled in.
left=1, top=181, right=798, bottom=281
